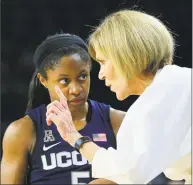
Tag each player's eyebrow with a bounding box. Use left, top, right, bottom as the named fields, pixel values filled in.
left=58, top=74, right=69, bottom=77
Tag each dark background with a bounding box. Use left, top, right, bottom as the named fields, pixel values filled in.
left=1, top=0, right=191, bottom=158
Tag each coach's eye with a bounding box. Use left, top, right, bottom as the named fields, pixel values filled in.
left=98, top=60, right=105, bottom=65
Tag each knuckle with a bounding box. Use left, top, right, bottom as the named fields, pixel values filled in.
left=53, top=100, right=59, bottom=106
left=53, top=100, right=59, bottom=103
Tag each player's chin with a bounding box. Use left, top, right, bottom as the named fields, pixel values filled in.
left=89, top=178, right=117, bottom=184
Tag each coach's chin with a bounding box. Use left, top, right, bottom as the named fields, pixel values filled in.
left=89, top=178, right=117, bottom=184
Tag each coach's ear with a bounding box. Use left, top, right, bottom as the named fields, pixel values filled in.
left=37, top=73, right=47, bottom=88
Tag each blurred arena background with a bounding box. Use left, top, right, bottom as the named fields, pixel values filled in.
left=1, top=0, right=192, bottom=182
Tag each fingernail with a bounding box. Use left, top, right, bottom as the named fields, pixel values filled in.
left=55, top=85, right=59, bottom=91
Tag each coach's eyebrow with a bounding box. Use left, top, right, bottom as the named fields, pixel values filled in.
left=95, top=58, right=103, bottom=62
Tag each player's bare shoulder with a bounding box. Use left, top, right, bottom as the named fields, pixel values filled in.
left=3, top=116, right=36, bottom=154
left=109, top=108, right=126, bottom=135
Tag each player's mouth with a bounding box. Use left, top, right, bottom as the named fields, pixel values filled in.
left=69, top=97, right=85, bottom=105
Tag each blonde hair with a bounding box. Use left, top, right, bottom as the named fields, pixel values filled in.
left=88, top=9, right=175, bottom=79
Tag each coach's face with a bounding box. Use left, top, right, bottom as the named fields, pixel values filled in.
left=95, top=51, right=147, bottom=100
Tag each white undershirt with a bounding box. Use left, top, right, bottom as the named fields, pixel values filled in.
left=91, top=65, right=191, bottom=184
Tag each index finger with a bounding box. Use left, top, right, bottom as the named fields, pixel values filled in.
left=55, top=85, right=68, bottom=109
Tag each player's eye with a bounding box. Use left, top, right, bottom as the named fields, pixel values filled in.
left=79, top=74, right=88, bottom=81
left=60, top=78, right=69, bottom=85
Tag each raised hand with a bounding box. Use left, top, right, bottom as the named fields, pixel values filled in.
left=46, top=85, right=77, bottom=141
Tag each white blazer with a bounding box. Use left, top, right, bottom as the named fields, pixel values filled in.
left=91, top=65, right=191, bottom=184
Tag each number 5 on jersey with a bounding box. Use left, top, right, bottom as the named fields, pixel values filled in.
left=71, top=171, right=90, bottom=184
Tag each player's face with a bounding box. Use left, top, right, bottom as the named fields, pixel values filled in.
left=95, top=51, right=145, bottom=100
left=44, top=54, right=90, bottom=110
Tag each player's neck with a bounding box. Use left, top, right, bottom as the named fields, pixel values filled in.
left=70, top=102, right=88, bottom=122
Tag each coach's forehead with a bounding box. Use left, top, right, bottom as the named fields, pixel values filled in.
left=95, top=49, right=108, bottom=61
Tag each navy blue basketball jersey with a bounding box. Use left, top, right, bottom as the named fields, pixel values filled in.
left=26, top=100, right=116, bottom=184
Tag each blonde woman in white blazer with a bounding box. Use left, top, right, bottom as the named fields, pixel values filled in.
left=45, top=10, right=191, bottom=184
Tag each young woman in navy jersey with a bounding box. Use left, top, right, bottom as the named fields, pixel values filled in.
left=1, top=33, right=126, bottom=184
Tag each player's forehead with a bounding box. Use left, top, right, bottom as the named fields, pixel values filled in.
left=46, top=54, right=90, bottom=78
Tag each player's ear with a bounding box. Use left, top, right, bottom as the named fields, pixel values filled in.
left=37, top=73, right=48, bottom=88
